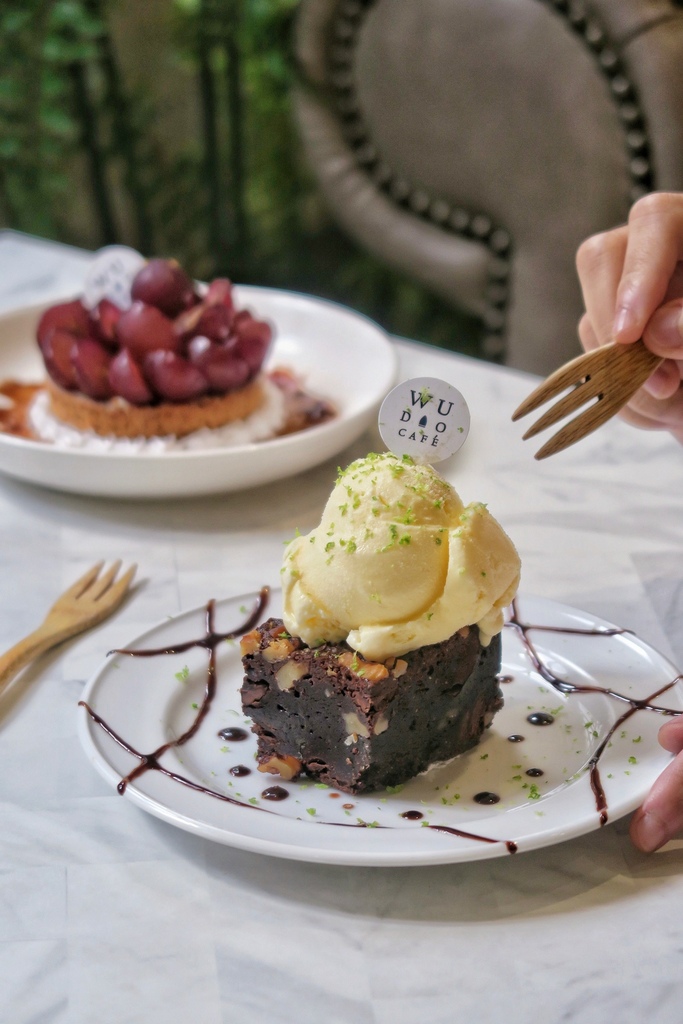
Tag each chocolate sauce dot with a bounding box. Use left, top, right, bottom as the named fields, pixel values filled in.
left=261, top=786, right=289, bottom=801
left=527, top=712, right=555, bottom=726
left=342, top=803, right=354, bottom=810
left=329, top=792, right=340, bottom=799
left=526, top=767, right=544, bottom=777
left=229, top=764, right=251, bottom=777
left=507, top=734, right=525, bottom=742
left=474, top=791, right=500, bottom=805
left=497, top=674, right=514, bottom=684
left=218, top=726, right=249, bottom=741
left=401, top=810, right=424, bottom=820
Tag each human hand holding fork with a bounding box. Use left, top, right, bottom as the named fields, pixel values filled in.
left=514, top=192, right=683, bottom=458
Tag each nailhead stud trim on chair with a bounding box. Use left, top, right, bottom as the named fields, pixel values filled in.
left=323, top=0, right=655, bottom=361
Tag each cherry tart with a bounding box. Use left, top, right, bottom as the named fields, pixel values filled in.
left=36, top=259, right=273, bottom=438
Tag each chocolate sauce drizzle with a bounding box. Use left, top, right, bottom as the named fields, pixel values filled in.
left=80, top=589, right=269, bottom=805
left=79, top=591, right=683, bottom=856
left=219, top=727, right=249, bottom=742
left=427, top=824, right=518, bottom=855
left=506, top=597, right=683, bottom=825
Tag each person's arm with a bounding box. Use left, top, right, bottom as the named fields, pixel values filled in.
left=576, top=191, right=683, bottom=441
left=577, top=194, right=683, bottom=850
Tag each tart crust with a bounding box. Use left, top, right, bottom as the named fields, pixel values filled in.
left=45, top=377, right=265, bottom=439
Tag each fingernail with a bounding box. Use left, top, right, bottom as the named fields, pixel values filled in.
left=632, top=811, right=668, bottom=853
left=613, top=305, right=637, bottom=339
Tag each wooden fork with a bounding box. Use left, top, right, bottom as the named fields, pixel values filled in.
left=512, top=340, right=663, bottom=459
left=0, top=561, right=136, bottom=693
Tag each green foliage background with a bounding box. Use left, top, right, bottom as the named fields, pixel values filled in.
left=0, top=0, right=481, bottom=356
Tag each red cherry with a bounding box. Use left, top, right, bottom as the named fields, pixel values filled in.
left=131, top=259, right=196, bottom=317
left=89, top=299, right=122, bottom=348
left=187, top=336, right=250, bottom=392
left=193, top=303, right=233, bottom=342
left=232, top=317, right=272, bottom=374
left=37, top=300, right=90, bottom=350
left=116, top=301, right=179, bottom=360
left=144, top=350, right=208, bottom=402
left=41, top=329, right=79, bottom=390
left=109, top=348, right=154, bottom=405
left=71, top=338, right=113, bottom=400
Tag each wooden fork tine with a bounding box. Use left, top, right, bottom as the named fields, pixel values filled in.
left=56, top=561, right=105, bottom=604
left=520, top=382, right=599, bottom=440
left=104, top=563, right=137, bottom=605
left=90, top=560, right=123, bottom=601
left=511, top=348, right=605, bottom=422
left=534, top=389, right=639, bottom=460
left=0, top=562, right=138, bottom=693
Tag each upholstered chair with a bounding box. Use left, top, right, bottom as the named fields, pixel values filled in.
left=293, top=0, right=683, bottom=373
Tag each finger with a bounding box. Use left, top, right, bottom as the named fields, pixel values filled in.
left=577, top=313, right=600, bottom=353
left=576, top=226, right=628, bottom=348
left=641, top=360, right=682, bottom=401
left=643, top=299, right=683, bottom=361
left=662, top=262, right=683, bottom=304
left=630, top=749, right=683, bottom=852
left=613, top=193, right=683, bottom=343
left=621, top=373, right=683, bottom=430
left=659, top=716, right=683, bottom=755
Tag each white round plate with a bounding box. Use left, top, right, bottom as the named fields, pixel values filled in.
left=77, top=590, right=683, bottom=866
left=0, top=288, right=397, bottom=498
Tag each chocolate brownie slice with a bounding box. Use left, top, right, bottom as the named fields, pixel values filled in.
left=239, top=617, right=503, bottom=794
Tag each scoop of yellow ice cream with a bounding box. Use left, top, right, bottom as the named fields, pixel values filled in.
left=281, top=453, right=520, bottom=661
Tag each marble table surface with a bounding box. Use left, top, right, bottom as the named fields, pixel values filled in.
left=1, top=229, right=683, bottom=1024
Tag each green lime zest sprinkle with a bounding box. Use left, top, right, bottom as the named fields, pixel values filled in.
left=175, top=665, right=190, bottom=683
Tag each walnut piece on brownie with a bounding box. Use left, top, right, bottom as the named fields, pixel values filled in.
left=240, top=617, right=503, bottom=794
